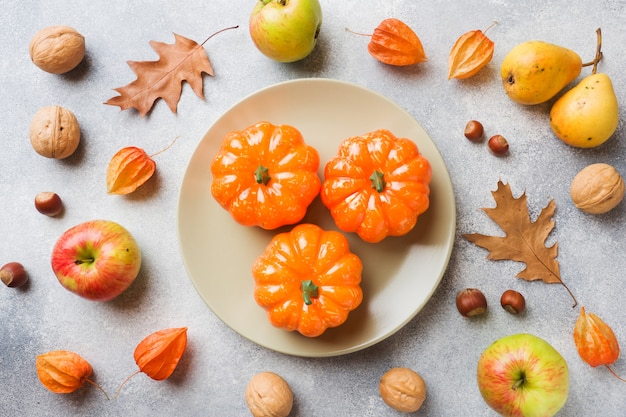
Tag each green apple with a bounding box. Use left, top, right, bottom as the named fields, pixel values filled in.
left=477, top=333, right=569, bottom=417
left=249, top=0, right=322, bottom=63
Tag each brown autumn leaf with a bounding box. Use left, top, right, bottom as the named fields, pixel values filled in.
left=464, top=180, right=577, bottom=305
left=105, top=33, right=215, bottom=117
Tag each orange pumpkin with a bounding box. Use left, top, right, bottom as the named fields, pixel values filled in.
left=321, top=129, right=432, bottom=243
left=252, top=223, right=363, bottom=337
left=210, top=121, right=321, bottom=230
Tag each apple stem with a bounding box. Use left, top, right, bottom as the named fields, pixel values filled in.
left=199, top=25, right=240, bottom=47
left=74, top=258, right=95, bottom=265
left=581, top=28, right=603, bottom=74
left=605, top=365, right=626, bottom=382
left=511, top=375, right=526, bottom=391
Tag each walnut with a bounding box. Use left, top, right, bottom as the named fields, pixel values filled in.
left=29, top=26, right=85, bottom=74
left=245, top=372, right=293, bottom=417
left=570, top=163, right=625, bottom=214
left=30, top=106, right=81, bottom=159
left=379, top=367, right=426, bottom=412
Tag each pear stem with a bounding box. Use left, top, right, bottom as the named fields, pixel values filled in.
left=581, top=28, right=603, bottom=74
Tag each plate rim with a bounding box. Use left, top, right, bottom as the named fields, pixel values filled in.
left=177, top=77, right=456, bottom=357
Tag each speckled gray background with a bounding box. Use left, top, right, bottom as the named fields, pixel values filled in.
left=2, top=1, right=626, bottom=416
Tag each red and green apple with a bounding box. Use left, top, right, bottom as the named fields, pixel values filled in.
left=477, top=333, right=569, bottom=417
left=249, top=0, right=322, bottom=63
left=51, top=220, right=141, bottom=302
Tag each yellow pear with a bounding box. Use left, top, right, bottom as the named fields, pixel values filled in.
left=500, top=41, right=582, bottom=105
left=549, top=73, right=619, bottom=148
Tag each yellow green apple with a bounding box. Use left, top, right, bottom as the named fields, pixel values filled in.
left=477, top=333, right=569, bottom=417
left=249, top=0, right=322, bottom=62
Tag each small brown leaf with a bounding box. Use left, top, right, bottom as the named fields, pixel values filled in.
left=106, top=147, right=156, bottom=195
left=448, top=23, right=496, bottom=79
left=134, top=327, right=188, bottom=380
left=36, top=350, right=93, bottom=394
left=464, top=181, right=577, bottom=305
left=104, top=26, right=243, bottom=117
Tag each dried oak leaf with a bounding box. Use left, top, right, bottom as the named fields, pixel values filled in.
left=464, top=181, right=576, bottom=305
left=105, top=33, right=214, bottom=117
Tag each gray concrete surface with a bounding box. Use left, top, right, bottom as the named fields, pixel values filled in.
left=2, top=0, right=626, bottom=415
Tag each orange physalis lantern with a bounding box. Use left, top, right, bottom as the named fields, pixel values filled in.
left=448, top=24, right=496, bottom=79
left=574, top=306, right=625, bottom=381
left=363, top=18, right=428, bottom=66
left=106, top=146, right=156, bottom=195
left=134, top=327, right=188, bottom=380
left=35, top=350, right=109, bottom=398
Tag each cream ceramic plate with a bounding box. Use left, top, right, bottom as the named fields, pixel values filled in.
left=177, top=78, right=455, bottom=357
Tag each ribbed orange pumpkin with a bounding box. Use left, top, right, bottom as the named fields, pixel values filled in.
left=211, top=121, right=321, bottom=230
left=252, top=224, right=363, bottom=337
left=321, top=129, right=432, bottom=243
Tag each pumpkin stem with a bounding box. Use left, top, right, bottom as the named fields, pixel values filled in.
left=370, top=170, right=386, bottom=193
left=605, top=365, right=626, bottom=382
left=254, top=165, right=271, bottom=185
left=301, top=280, right=319, bottom=305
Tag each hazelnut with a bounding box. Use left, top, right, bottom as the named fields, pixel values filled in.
left=1, top=262, right=28, bottom=288
left=488, top=135, right=509, bottom=155
left=464, top=120, right=484, bottom=142
left=29, top=25, right=85, bottom=74
left=500, top=289, right=526, bottom=314
left=570, top=163, right=625, bottom=214
left=456, top=288, right=487, bottom=317
left=35, top=192, right=64, bottom=216
left=379, top=367, right=426, bottom=413
left=245, top=372, right=293, bottom=417
left=30, top=105, right=80, bottom=159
